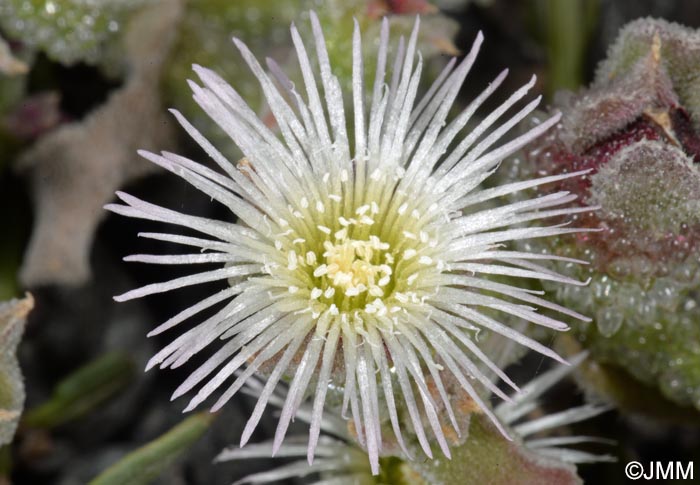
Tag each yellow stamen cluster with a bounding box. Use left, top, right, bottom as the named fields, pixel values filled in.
left=322, top=237, right=393, bottom=297
left=265, top=167, right=448, bottom=321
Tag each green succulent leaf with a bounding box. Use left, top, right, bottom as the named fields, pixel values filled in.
left=0, top=294, right=33, bottom=446
left=409, top=414, right=582, bottom=485
left=23, top=352, right=136, bottom=429
left=88, top=412, right=215, bottom=485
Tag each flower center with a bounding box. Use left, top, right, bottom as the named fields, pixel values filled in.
left=321, top=237, right=393, bottom=298
left=269, top=183, right=449, bottom=319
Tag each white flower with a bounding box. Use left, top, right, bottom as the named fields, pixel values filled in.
left=216, top=376, right=369, bottom=485
left=495, top=352, right=615, bottom=465
left=217, top=354, right=614, bottom=484
left=106, top=11, right=594, bottom=474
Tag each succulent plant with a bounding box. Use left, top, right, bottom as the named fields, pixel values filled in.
left=0, top=294, right=33, bottom=446
left=0, top=0, right=152, bottom=68
left=218, top=354, right=613, bottom=485
left=506, top=18, right=700, bottom=412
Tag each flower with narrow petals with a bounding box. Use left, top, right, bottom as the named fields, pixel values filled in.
left=216, top=376, right=370, bottom=485
left=494, top=352, right=615, bottom=465
left=218, top=354, right=614, bottom=484
left=107, top=11, right=594, bottom=474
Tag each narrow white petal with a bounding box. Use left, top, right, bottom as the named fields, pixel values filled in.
left=514, top=404, right=613, bottom=436
left=307, top=322, right=341, bottom=463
